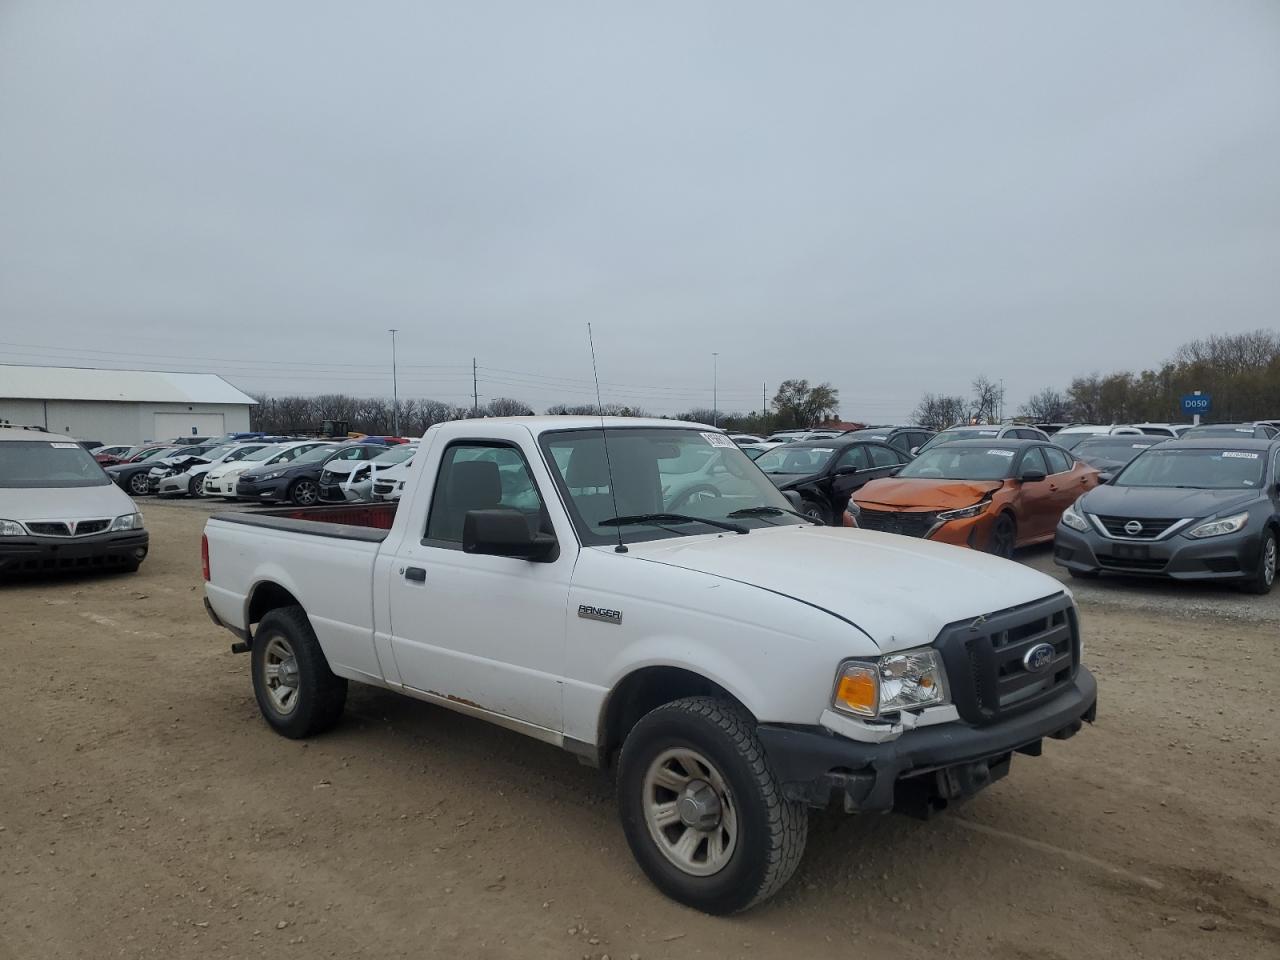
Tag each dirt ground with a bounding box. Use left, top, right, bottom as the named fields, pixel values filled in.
left=2, top=500, right=1278, bottom=960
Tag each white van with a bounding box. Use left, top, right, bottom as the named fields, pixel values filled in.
left=0, top=426, right=148, bottom=575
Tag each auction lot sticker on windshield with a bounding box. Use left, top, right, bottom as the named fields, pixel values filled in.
left=987, top=448, right=1015, bottom=457
left=50, top=442, right=80, bottom=448
left=1222, top=451, right=1260, bottom=459
left=701, top=432, right=735, bottom=448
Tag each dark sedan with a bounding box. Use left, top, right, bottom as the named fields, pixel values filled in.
left=840, top=426, right=936, bottom=458
left=105, top=446, right=188, bottom=496
left=752, top=437, right=910, bottom=523
left=1054, top=437, right=1279, bottom=593
left=234, top=442, right=385, bottom=506
left=1070, top=435, right=1163, bottom=474
left=1183, top=422, right=1278, bottom=440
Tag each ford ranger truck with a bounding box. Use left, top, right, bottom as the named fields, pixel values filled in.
left=203, top=417, right=1097, bottom=914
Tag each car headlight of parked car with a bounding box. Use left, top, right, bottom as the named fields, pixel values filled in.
left=832, top=648, right=947, bottom=719
left=0, top=519, right=27, bottom=536
left=1060, top=500, right=1091, bottom=532
left=1184, top=512, right=1248, bottom=539
left=258, top=471, right=285, bottom=481
left=110, top=512, right=144, bottom=531
left=936, top=500, right=990, bottom=521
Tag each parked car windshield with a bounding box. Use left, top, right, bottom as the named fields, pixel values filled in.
left=899, top=446, right=1017, bottom=480
left=292, top=444, right=342, bottom=464
left=238, top=444, right=287, bottom=462
left=1051, top=432, right=1103, bottom=451
left=0, top=439, right=111, bottom=488
left=1183, top=425, right=1267, bottom=439
left=371, top=445, right=416, bottom=466
left=540, top=428, right=805, bottom=545
left=918, top=428, right=1001, bottom=452
left=1114, top=447, right=1267, bottom=490
left=753, top=444, right=837, bottom=475
left=1072, top=437, right=1160, bottom=464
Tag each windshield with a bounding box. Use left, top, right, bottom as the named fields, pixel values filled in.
left=292, top=444, right=341, bottom=464
left=753, top=445, right=837, bottom=475
left=918, top=428, right=1000, bottom=452
left=0, top=439, right=111, bottom=488
left=222, top=444, right=265, bottom=462
left=899, top=446, right=1017, bottom=480
left=1053, top=432, right=1103, bottom=451
left=237, top=444, right=286, bottom=463
left=1114, top=448, right=1267, bottom=490
left=371, top=445, right=416, bottom=466
left=1073, top=438, right=1158, bottom=464
left=540, top=428, right=805, bottom=545
left=1185, top=425, right=1263, bottom=439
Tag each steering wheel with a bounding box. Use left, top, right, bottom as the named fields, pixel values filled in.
left=667, top=484, right=722, bottom=512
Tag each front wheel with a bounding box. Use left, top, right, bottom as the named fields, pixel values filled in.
left=1240, top=529, right=1276, bottom=595
left=800, top=499, right=830, bottom=525
left=251, top=606, right=347, bottom=738
left=290, top=479, right=320, bottom=507
left=128, top=473, right=150, bottom=496
left=617, top=697, right=807, bottom=914
left=189, top=475, right=205, bottom=498
left=987, top=513, right=1017, bottom=559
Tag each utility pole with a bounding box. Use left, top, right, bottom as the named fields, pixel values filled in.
left=762, top=382, right=767, bottom=421
left=472, top=357, right=479, bottom=417
left=712, top=352, right=719, bottom=427
left=388, top=329, right=400, bottom=435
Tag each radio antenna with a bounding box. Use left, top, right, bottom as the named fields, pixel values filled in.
left=588, top=323, right=627, bottom=554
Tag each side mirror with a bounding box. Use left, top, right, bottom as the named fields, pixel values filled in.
left=463, top=508, right=557, bottom=561
left=1098, top=472, right=1113, bottom=485
left=888, top=466, right=903, bottom=476
left=1020, top=468, right=1048, bottom=483
left=782, top=490, right=804, bottom=512
left=909, top=446, right=920, bottom=456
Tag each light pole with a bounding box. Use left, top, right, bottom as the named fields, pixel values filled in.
left=712, top=352, right=719, bottom=427
left=389, top=329, right=400, bottom=434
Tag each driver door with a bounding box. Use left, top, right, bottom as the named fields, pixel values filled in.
left=1015, top=447, right=1056, bottom=541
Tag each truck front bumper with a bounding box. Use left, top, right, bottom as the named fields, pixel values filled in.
left=0, top=531, right=150, bottom=575
left=757, top=667, right=1096, bottom=817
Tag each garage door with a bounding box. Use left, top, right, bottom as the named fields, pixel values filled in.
left=153, top=412, right=225, bottom=440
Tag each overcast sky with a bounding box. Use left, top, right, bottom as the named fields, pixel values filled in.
left=1, top=1, right=1278, bottom=420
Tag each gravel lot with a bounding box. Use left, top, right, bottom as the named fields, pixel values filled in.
left=2, top=500, right=1277, bottom=960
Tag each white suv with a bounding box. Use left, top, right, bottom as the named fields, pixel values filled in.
left=0, top=426, right=148, bottom=575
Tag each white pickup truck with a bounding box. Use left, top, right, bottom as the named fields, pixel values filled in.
left=203, top=416, right=1097, bottom=913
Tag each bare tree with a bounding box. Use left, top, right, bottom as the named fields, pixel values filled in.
left=485, top=397, right=534, bottom=417
left=970, top=375, right=1004, bottom=423
left=912, top=393, right=967, bottom=432
left=771, top=380, right=839, bottom=428
left=1019, top=388, right=1069, bottom=422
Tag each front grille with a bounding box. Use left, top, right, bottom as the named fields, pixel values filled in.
left=1098, top=555, right=1167, bottom=571
left=935, top=593, right=1079, bottom=726
left=25, top=520, right=112, bottom=537
left=373, top=480, right=395, bottom=495
left=1094, top=515, right=1180, bottom=539
left=858, top=508, right=938, bottom=538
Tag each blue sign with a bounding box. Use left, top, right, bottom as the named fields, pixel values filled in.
left=1181, top=394, right=1212, bottom=414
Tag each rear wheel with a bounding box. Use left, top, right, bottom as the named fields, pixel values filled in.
left=290, top=479, right=320, bottom=507
left=251, top=606, right=347, bottom=738
left=617, top=697, right=807, bottom=914
left=1239, top=530, right=1276, bottom=595
left=987, top=513, right=1016, bottom=559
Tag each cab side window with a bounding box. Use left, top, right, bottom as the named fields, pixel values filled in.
left=834, top=446, right=869, bottom=471
left=1043, top=446, right=1072, bottom=474
left=1019, top=447, right=1049, bottom=475
left=867, top=444, right=903, bottom=468
left=425, top=443, right=547, bottom=544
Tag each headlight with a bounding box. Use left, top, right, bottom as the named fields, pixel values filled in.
left=110, top=512, right=143, bottom=531
left=1060, top=500, right=1091, bottom=532
left=936, top=500, right=989, bottom=521
left=1185, top=512, right=1248, bottom=539
left=259, top=471, right=284, bottom=481
left=832, top=648, right=947, bottom=718
left=0, top=519, right=26, bottom=536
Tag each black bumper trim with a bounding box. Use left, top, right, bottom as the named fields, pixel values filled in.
left=757, top=667, right=1097, bottom=815
left=0, top=531, right=150, bottom=575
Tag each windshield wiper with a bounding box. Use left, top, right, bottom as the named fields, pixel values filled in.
left=726, top=505, right=821, bottom=526
left=600, top=513, right=749, bottom=534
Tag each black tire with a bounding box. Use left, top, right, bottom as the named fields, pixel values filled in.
left=1068, top=568, right=1099, bottom=580
left=251, top=606, right=347, bottom=738
left=800, top=499, right=830, bottom=525
left=617, top=696, right=807, bottom=914
left=290, top=478, right=320, bottom=507
left=127, top=473, right=150, bottom=496
left=1239, top=529, right=1276, bottom=595
left=987, top=513, right=1017, bottom=559
left=189, top=475, right=205, bottom=498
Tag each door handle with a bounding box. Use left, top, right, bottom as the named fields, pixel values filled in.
left=404, top=566, right=426, bottom=582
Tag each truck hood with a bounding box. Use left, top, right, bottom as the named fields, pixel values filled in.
left=1080, top=484, right=1260, bottom=519
left=0, top=483, right=134, bottom=522
left=621, top=525, right=1064, bottom=651
left=854, top=478, right=1005, bottom=510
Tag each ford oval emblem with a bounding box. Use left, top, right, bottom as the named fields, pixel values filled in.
left=1124, top=520, right=1143, bottom=536
left=1023, top=643, right=1055, bottom=673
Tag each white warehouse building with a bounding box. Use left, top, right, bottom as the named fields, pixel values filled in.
left=0, top=364, right=256, bottom=445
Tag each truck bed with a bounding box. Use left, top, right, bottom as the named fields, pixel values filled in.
left=210, top=502, right=397, bottom=542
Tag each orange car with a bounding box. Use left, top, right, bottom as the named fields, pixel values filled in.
left=851, top=439, right=1098, bottom=557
